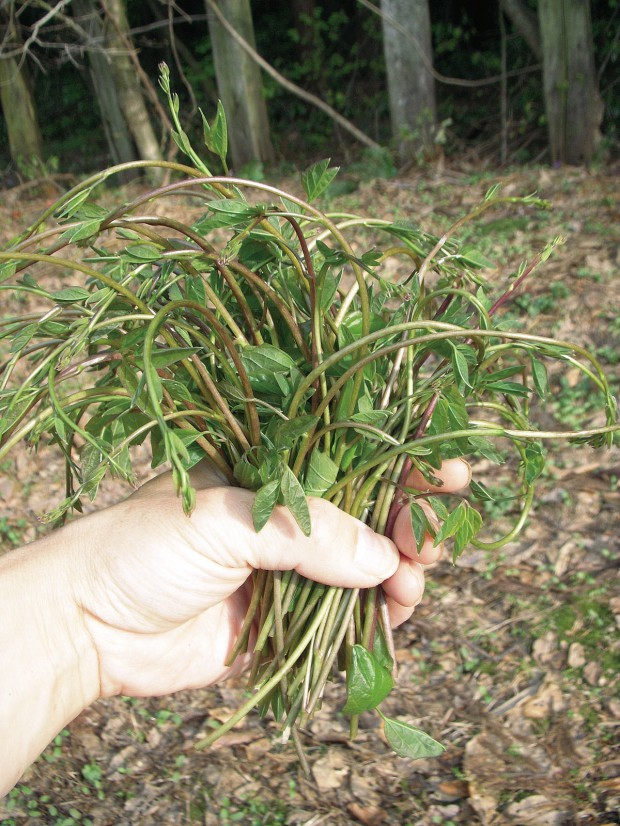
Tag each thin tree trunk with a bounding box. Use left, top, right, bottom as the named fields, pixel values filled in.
left=101, top=0, right=163, bottom=167
left=380, top=0, right=436, bottom=162
left=0, top=55, right=44, bottom=169
left=206, top=0, right=275, bottom=170
left=0, top=11, right=44, bottom=169
left=538, top=0, right=603, bottom=165
left=73, top=0, right=136, bottom=169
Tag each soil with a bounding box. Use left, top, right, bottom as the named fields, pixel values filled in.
left=0, top=160, right=619, bottom=826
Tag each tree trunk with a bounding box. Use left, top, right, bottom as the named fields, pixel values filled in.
left=0, top=12, right=44, bottom=169
left=538, top=0, right=603, bottom=165
left=101, top=0, right=163, bottom=167
left=380, top=0, right=436, bottom=162
left=73, top=0, right=136, bottom=169
left=206, top=0, right=275, bottom=170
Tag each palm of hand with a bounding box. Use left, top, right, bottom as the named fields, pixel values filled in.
left=77, top=466, right=255, bottom=697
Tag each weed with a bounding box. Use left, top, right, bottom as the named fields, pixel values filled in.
left=0, top=516, right=29, bottom=548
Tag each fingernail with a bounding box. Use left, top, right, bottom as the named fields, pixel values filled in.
left=355, top=528, right=398, bottom=580
left=462, top=459, right=472, bottom=487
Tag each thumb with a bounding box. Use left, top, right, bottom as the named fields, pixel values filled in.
left=192, top=486, right=399, bottom=590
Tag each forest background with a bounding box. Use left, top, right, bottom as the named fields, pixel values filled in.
left=0, top=0, right=618, bottom=181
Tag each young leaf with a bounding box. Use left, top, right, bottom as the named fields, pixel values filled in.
left=51, top=287, right=92, bottom=303
left=409, top=501, right=431, bottom=551
left=523, top=442, right=545, bottom=484
left=304, top=450, right=339, bottom=497
left=469, top=479, right=495, bottom=501
left=252, top=479, right=281, bottom=533
left=240, top=344, right=296, bottom=395
left=201, top=100, right=228, bottom=167
left=433, top=499, right=483, bottom=561
left=272, top=414, right=319, bottom=449
left=425, top=495, right=449, bottom=521
left=381, top=715, right=445, bottom=759
left=280, top=465, right=311, bottom=536
left=59, top=219, right=101, bottom=243
left=372, top=625, right=394, bottom=672
left=122, top=243, right=164, bottom=263
left=301, top=158, right=339, bottom=202
left=0, top=260, right=17, bottom=283
left=530, top=355, right=549, bottom=398
left=450, top=343, right=472, bottom=391
left=144, top=346, right=201, bottom=370
left=234, top=455, right=262, bottom=491
left=342, top=645, right=393, bottom=715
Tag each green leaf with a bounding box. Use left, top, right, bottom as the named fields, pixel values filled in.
left=234, top=455, right=262, bottom=490
left=433, top=501, right=466, bottom=547
left=122, top=243, right=164, bottom=263
left=459, top=248, right=494, bottom=269
left=51, top=287, right=91, bottom=303
left=452, top=502, right=482, bottom=561
left=467, top=436, right=506, bottom=464
left=171, top=128, right=192, bottom=155
left=0, top=260, right=17, bottom=283
left=409, top=501, right=431, bottom=551
left=145, top=346, right=201, bottom=370
left=54, top=188, right=93, bottom=220
left=469, top=479, right=495, bottom=501
left=523, top=442, right=545, bottom=484
left=10, top=323, right=38, bottom=353
left=240, top=344, right=296, bottom=395
left=59, top=219, right=101, bottom=243
left=450, top=343, right=472, bottom=391
left=381, top=716, right=445, bottom=759
left=252, top=479, right=281, bottom=532
left=304, top=450, right=339, bottom=497
left=372, top=626, right=394, bottom=672
left=433, top=500, right=482, bottom=561
left=201, top=100, right=228, bottom=165
left=483, top=380, right=530, bottom=397
left=206, top=199, right=258, bottom=222
left=301, top=158, right=339, bottom=202
left=425, top=495, right=449, bottom=521
left=530, top=355, right=549, bottom=398
left=342, top=645, right=393, bottom=715
left=280, top=465, right=311, bottom=536
left=272, top=414, right=319, bottom=449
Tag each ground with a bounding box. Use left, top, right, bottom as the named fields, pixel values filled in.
left=0, top=160, right=619, bottom=826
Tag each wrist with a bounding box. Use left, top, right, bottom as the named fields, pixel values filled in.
left=0, top=526, right=100, bottom=795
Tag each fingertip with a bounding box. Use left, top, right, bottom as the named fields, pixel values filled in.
left=353, top=525, right=400, bottom=582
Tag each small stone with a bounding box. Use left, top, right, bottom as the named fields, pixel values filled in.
left=523, top=682, right=565, bottom=719
left=505, top=794, right=570, bottom=825
left=568, top=642, right=586, bottom=668
left=532, top=631, right=564, bottom=668
left=583, top=661, right=603, bottom=686
left=311, top=751, right=349, bottom=791
left=608, top=698, right=620, bottom=719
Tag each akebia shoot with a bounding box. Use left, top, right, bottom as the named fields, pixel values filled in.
left=0, top=68, right=618, bottom=763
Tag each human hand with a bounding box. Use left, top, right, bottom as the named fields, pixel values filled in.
left=68, top=458, right=470, bottom=700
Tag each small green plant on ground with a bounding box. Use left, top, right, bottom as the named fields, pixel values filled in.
left=0, top=65, right=618, bottom=764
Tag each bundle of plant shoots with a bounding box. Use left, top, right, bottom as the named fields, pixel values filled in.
left=1, top=70, right=618, bottom=761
